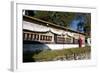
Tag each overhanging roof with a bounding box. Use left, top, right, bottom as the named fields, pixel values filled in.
left=23, top=15, right=85, bottom=35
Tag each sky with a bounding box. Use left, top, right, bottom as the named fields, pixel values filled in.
left=70, top=15, right=85, bottom=32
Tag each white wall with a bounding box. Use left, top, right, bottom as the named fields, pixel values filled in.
left=46, top=44, right=85, bottom=50
left=0, top=0, right=100, bottom=73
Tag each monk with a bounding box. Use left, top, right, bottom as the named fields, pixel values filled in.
left=78, top=36, right=82, bottom=48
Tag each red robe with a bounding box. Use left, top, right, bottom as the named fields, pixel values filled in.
left=78, top=38, right=82, bottom=47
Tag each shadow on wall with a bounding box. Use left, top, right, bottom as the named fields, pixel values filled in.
left=23, top=41, right=51, bottom=62
left=23, top=41, right=51, bottom=52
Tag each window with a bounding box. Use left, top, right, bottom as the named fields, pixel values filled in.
left=40, top=35, right=43, bottom=40
left=48, top=36, right=52, bottom=41
left=26, top=33, right=29, bottom=40
left=31, top=34, right=33, bottom=40
left=36, top=34, right=39, bottom=40
left=40, top=35, right=52, bottom=41
left=23, top=33, right=25, bottom=40
left=43, top=35, right=45, bottom=40
left=33, top=34, right=39, bottom=40
left=28, top=33, right=31, bottom=40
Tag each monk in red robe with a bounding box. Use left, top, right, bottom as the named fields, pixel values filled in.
left=78, top=36, right=82, bottom=48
